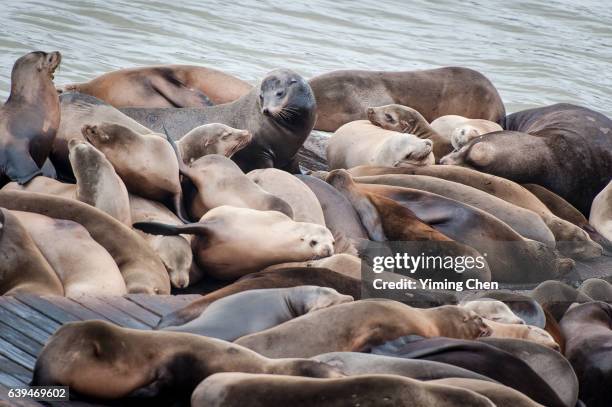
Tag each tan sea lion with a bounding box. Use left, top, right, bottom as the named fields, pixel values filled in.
left=32, top=320, right=342, bottom=402
left=247, top=168, right=325, bottom=225
left=261, top=253, right=363, bottom=279
left=191, top=372, right=496, bottom=407
left=327, top=120, right=434, bottom=169
left=430, top=378, right=544, bottom=407
left=134, top=205, right=334, bottom=280
left=0, top=208, right=63, bottom=296
left=429, top=114, right=502, bottom=151
left=309, top=67, right=505, bottom=132
left=590, top=180, right=612, bottom=242
left=0, top=51, right=61, bottom=186
left=59, top=65, right=252, bottom=106
left=235, top=300, right=492, bottom=358
left=0, top=190, right=170, bottom=294
left=460, top=300, right=525, bottom=324
left=176, top=123, right=252, bottom=164
left=483, top=319, right=560, bottom=350
left=129, top=194, right=192, bottom=289
left=10, top=210, right=126, bottom=297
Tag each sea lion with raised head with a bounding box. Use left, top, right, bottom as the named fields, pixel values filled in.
left=59, top=64, right=251, bottom=107
left=10, top=210, right=127, bottom=297
left=121, top=69, right=317, bottom=173
left=308, top=67, right=505, bottom=132
left=32, top=320, right=342, bottom=403
left=0, top=51, right=61, bottom=186
left=235, top=300, right=492, bottom=358
left=327, top=120, right=434, bottom=169
left=176, top=123, right=252, bottom=164
left=0, top=208, right=63, bottom=296
left=162, top=286, right=353, bottom=340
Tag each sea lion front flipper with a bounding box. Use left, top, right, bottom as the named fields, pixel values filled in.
left=150, top=74, right=213, bottom=108
left=4, top=151, right=42, bottom=185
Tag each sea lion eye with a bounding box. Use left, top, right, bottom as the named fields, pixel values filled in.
left=385, top=113, right=394, bottom=122
left=290, top=79, right=297, bottom=84
left=276, top=90, right=285, bottom=98
left=310, top=240, right=318, bottom=247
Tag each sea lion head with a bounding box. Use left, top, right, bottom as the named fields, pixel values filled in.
left=434, top=306, right=493, bottom=339
left=367, top=104, right=427, bottom=134
left=461, top=300, right=525, bottom=325
left=451, top=125, right=481, bottom=150
left=379, top=133, right=434, bottom=167
left=524, top=325, right=561, bottom=350
left=296, top=223, right=335, bottom=259
left=156, top=235, right=193, bottom=289
left=301, top=286, right=354, bottom=314
left=12, top=51, right=61, bottom=84
left=81, top=122, right=139, bottom=147
left=258, top=69, right=316, bottom=128
left=182, top=123, right=252, bottom=162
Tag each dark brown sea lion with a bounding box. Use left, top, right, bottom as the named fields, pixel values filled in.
left=560, top=301, right=612, bottom=407
left=0, top=208, right=64, bottom=296
left=191, top=372, right=497, bottom=407
left=0, top=190, right=170, bottom=294
left=121, top=69, right=316, bottom=173
left=32, top=320, right=342, bottom=403
left=578, top=278, right=612, bottom=302
left=442, top=104, right=612, bottom=216
left=59, top=65, right=252, bottom=106
left=308, top=67, right=505, bottom=132
left=1, top=51, right=61, bottom=185
left=235, top=300, right=492, bottom=358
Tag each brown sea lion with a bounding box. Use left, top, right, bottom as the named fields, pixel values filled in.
left=0, top=208, right=63, bottom=296
left=59, top=65, right=252, bottom=106
left=523, top=183, right=591, bottom=226
left=176, top=123, right=252, bottom=164
left=235, top=300, right=492, bottom=358
left=1, top=51, right=61, bottom=185
left=578, top=278, right=612, bottom=302
left=308, top=67, right=505, bottom=132
left=10, top=210, right=127, bottom=297
left=430, top=378, right=544, bottom=407
left=191, top=372, right=496, bottom=407
left=163, top=286, right=353, bottom=340
left=32, top=320, right=342, bottom=402
left=531, top=280, right=593, bottom=321
left=0, top=190, right=170, bottom=294
left=133, top=205, right=334, bottom=280
left=442, top=104, right=612, bottom=216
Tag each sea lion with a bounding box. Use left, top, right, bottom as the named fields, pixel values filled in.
left=367, top=104, right=454, bottom=160
left=121, top=69, right=316, bottom=173
left=81, top=122, right=189, bottom=222
left=442, top=104, right=612, bottom=215
left=178, top=154, right=294, bottom=221
left=129, top=194, right=192, bottom=289
left=10, top=210, right=126, bottom=297
left=430, top=378, right=544, bottom=407
left=523, top=183, right=590, bottom=226
left=327, top=120, right=434, bottom=169
left=0, top=190, right=170, bottom=294
left=162, top=286, right=353, bottom=340
left=234, top=300, right=492, bottom=358
left=470, top=291, right=546, bottom=328
left=0, top=51, right=61, bottom=186
left=460, top=300, right=525, bottom=324
left=0, top=208, right=63, bottom=296
left=428, top=114, right=502, bottom=150
left=191, top=372, right=496, bottom=407
left=308, top=67, right=505, bottom=132
left=560, top=301, right=612, bottom=407
left=347, top=165, right=603, bottom=259
left=371, top=335, right=568, bottom=407
left=354, top=173, right=556, bottom=246
left=247, top=168, right=325, bottom=225
left=578, top=278, right=612, bottom=302
left=327, top=170, right=571, bottom=283
left=176, top=123, right=252, bottom=164
left=531, top=280, right=593, bottom=321
left=59, top=64, right=251, bottom=106
left=260, top=253, right=363, bottom=279
left=484, top=318, right=560, bottom=350
left=134, top=205, right=334, bottom=280
left=590, top=180, right=612, bottom=242
left=32, top=320, right=342, bottom=402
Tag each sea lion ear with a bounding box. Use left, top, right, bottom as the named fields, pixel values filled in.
left=92, top=341, right=102, bottom=358
left=81, top=124, right=97, bottom=139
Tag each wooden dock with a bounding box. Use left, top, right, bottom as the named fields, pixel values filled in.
left=0, top=294, right=201, bottom=406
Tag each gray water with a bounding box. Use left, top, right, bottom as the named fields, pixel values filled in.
left=1, top=0, right=611, bottom=116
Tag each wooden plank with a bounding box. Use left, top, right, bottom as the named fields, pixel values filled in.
left=41, top=297, right=108, bottom=322
left=0, top=354, right=31, bottom=385
left=0, top=307, right=49, bottom=345
left=70, top=297, right=149, bottom=330
left=126, top=295, right=178, bottom=316
left=0, top=298, right=60, bottom=335
left=0, top=321, right=43, bottom=357
left=14, top=295, right=80, bottom=325
left=97, top=297, right=159, bottom=328
left=0, top=337, right=37, bottom=371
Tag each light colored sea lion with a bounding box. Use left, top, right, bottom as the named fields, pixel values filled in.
left=428, top=114, right=502, bottom=150
left=192, top=372, right=496, bottom=407
left=327, top=120, right=434, bottom=169
left=129, top=194, right=192, bottom=289
left=247, top=168, right=325, bottom=225
left=470, top=291, right=547, bottom=328
left=578, top=278, right=612, bottom=302
left=60, top=65, right=251, bottom=107
left=81, top=122, right=189, bottom=222
left=261, top=253, right=363, bottom=279
left=484, top=319, right=560, bottom=350
left=0, top=208, right=63, bottom=296
left=235, top=300, right=492, bottom=358
left=179, top=154, right=294, bottom=221
left=355, top=173, right=556, bottom=246
left=0, top=190, right=170, bottom=294
left=590, top=180, right=612, bottom=242
left=162, top=286, right=353, bottom=340
left=0, top=51, right=61, bottom=185
left=430, top=378, right=544, bottom=407
left=308, top=67, right=505, bottom=132
left=10, top=210, right=126, bottom=297
left=460, top=300, right=525, bottom=324
left=176, top=123, right=252, bottom=164
left=367, top=104, right=453, bottom=160
left=134, top=205, right=334, bottom=280
left=32, top=320, right=342, bottom=402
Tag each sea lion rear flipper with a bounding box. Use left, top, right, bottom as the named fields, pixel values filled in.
left=150, top=75, right=212, bottom=108
left=133, top=221, right=211, bottom=237
left=5, top=153, right=42, bottom=185
left=162, top=125, right=193, bottom=224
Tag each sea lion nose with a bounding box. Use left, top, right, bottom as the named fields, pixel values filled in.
left=423, top=139, right=433, bottom=147
left=367, top=108, right=374, bottom=115
left=262, top=107, right=270, bottom=116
